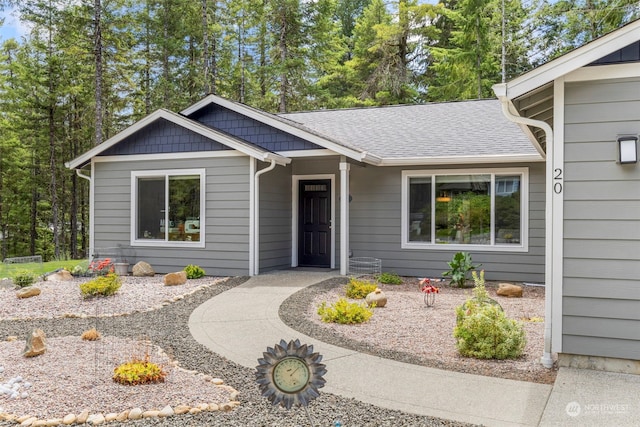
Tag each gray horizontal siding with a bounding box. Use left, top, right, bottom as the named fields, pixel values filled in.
left=93, top=156, right=251, bottom=276
left=259, top=163, right=292, bottom=272
left=562, top=78, right=640, bottom=360
left=348, top=163, right=545, bottom=282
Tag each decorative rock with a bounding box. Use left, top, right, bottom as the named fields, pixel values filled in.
left=19, top=416, right=37, bottom=426
left=62, top=414, right=76, bottom=425
left=45, top=419, right=62, bottom=426
left=163, top=271, right=187, bottom=286
left=87, top=413, right=105, bottom=425
left=17, top=415, right=32, bottom=423
left=132, top=261, right=154, bottom=277
left=115, top=411, right=129, bottom=422
left=497, top=283, right=524, bottom=298
left=188, top=408, right=201, bottom=415
left=45, top=270, right=73, bottom=282
left=365, top=288, right=387, bottom=308
left=30, top=420, right=46, bottom=427
left=230, top=391, right=240, bottom=401
left=128, top=408, right=142, bottom=420
left=23, top=329, right=47, bottom=357
left=7, top=336, right=17, bottom=342
left=174, top=405, right=190, bottom=415
left=207, top=403, right=219, bottom=412
left=158, top=406, right=174, bottom=417
left=220, top=403, right=233, bottom=411
left=76, top=411, right=89, bottom=424
left=17, top=287, right=41, bottom=299
left=104, top=413, right=118, bottom=422
left=142, top=410, right=160, bottom=418
left=211, top=378, right=224, bottom=385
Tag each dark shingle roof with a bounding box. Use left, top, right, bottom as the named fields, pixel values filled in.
left=281, top=99, right=540, bottom=160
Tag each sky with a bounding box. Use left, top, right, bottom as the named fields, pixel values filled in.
left=0, top=6, right=31, bottom=41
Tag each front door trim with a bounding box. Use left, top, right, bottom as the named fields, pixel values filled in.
left=292, top=174, right=335, bottom=269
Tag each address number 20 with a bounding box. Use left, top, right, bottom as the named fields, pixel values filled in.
left=553, top=168, right=563, bottom=194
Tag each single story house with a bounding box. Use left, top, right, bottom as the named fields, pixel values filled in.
left=67, top=19, right=640, bottom=372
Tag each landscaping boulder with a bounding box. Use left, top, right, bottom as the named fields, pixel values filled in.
left=164, top=271, right=187, bottom=286
left=23, top=329, right=47, bottom=357
left=17, top=287, right=41, bottom=299
left=45, top=270, right=73, bottom=281
left=132, top=261, right=155, bottom=277
left=365, top=288, right=387, bottom=308
left=497, top=283, right=523, bottom=298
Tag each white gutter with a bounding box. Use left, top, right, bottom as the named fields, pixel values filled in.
left=494, top=83, right=554, bottom=369
left=253, top=159, right=278, bottom=275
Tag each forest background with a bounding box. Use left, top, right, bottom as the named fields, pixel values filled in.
left=0, top=0, right=636, bottom=261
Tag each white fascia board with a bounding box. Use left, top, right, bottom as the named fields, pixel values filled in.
left=379, top=153, right=544, bottom=166
left=565, top=62, right=640, bottom=82
left=181, top=94, right=373, bottom=164
left=502, top=19, right=640, bottom=99
left=66, top=108, right=290, bottom=169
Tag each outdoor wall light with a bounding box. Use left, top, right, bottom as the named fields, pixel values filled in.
left=618, top=136, right=638, bottom=164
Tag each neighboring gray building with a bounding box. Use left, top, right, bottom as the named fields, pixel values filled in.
left=67, top=19, right=640, bottom=372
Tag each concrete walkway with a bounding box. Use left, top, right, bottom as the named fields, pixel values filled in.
left=189, top=270, right=640, bottom=427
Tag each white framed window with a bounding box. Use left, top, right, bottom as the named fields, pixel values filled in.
left=131, top=169, right=205, bottom=248
left=401, top=167, right=528, bottom=252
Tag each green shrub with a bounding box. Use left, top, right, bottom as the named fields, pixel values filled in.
left=317, top=298, right=374, bottom=324
left=453, top=271, right=525, bottom=359
left=79, top=273, right=122, bottom=298
left=443, top=252, right=481, bottom=287
left=12, top=270, right=37, bottom=288
left=377, top=271, right=403, bottom=285
left=184, top=264, right=205, bottom=279
left=345, top=278, right=378, bottom=299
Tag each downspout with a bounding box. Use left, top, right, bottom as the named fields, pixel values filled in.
left=494, top=85, right=555, bottom=369
left=253, top=159, right=277, bottom=276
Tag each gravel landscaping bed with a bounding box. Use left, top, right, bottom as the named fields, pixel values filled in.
left=281, top=276, right=557, bottom=385
left=0, top=276, right=474, bottom=427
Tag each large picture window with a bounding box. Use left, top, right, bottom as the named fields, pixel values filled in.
left=132, top=169, right=205, bottom=247
left=402, top=168, right=527, bottom=251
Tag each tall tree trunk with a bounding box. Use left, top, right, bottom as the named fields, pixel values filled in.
left=163, top=0, right=170, bottom=104
left=144, top=0, right=151, bottom=114
left=202, top=0, right=211, bottom=94
left=94, top=0, right=103, bottom=145
left=278, top=13, right=288, bottom=113
left=30, top=152, right=38, bottom=256
left=48, top=7, right=60, bottom=259
left=476, top=14, right=482, bottom=99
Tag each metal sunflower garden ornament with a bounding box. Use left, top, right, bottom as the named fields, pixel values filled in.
left=256, top=339, right=327, bottom=417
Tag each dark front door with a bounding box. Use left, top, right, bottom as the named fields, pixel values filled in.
left=298, top=179, right=331, bottom=267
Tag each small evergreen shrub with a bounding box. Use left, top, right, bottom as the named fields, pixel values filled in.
left=12, top=270, right=36, bottom=288
left=184, top=264, right=205, bottom=279
left=345, top=278, right=378, bottom=299
left=453, top=271, right=525, bottom=359
left=79, top=273, right=122, bottom=298
left=317, top=298, right=373, bottom=324
left=377, top=271, right=403, bottom=285
left=113, top=356, right=166, bottom=385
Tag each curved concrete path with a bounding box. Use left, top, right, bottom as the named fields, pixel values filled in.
left=189, top=270, right=553, bottom=426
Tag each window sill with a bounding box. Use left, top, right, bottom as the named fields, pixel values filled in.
left=401, top=242, right=528, bottom=253
left=131, top=239, right=205, bottom=249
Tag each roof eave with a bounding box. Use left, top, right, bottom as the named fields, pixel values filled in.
left=379, top=153, right=545, bottom=166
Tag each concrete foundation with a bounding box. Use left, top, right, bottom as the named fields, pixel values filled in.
left=558, top=353, right=640, bottom=375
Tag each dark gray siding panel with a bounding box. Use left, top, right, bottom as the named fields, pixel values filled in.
left=259, top=163, right=293, bottom=271
left=93, top=157, right=250, bottom=276
left=590, top=41, right=640, bottom=65
left=349, top=163, right=545, bottom=282
left=101, top=118, right=229, bottom=156
left=562, top=78, right=640, bottom=360
left=189, top=104, right=322, bottom=151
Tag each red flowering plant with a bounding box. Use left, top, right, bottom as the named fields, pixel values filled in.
left=88, top=258, right=115, bottom=276
left=419, top=278, right=440, bottom=307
